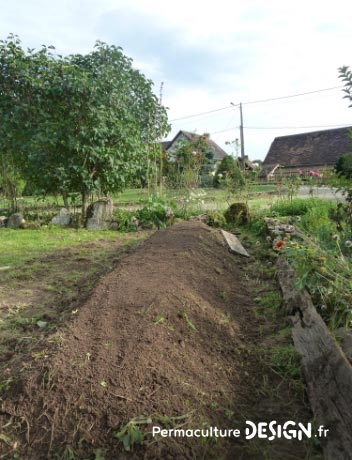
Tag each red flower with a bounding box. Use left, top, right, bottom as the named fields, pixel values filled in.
left=274, top=240, right=285, bottom=251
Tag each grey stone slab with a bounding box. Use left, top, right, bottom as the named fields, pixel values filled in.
left=221, top=229, right=250, bottom=257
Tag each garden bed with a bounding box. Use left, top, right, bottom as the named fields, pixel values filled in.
left=0, top=221, right=317, bottom=459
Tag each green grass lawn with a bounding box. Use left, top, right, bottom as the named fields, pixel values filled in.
left=0, top=227, right=129, bottom=267
left=0, top=184, right=277, bottom=212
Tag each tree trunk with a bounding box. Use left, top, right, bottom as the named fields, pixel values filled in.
left=62, top=190, right=69, bottom=209
left=81, top=189, right=89, bottom=224
left=8, top=180, right=18, bottom=213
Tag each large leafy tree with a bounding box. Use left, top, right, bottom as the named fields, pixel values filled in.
left=0, top=35, right=30, bottom=211
left=0, top=36, right=170, bottom=217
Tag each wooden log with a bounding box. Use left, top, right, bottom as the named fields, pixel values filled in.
left=276, top=257, right=352, bottom=460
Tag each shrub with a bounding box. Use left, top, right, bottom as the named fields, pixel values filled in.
left=113, top=195, right=177, bottom=231
left=213, top=155, right=244, bottom=188
left=205, top=211, right=227, bottom=228
left=335, top=151, right=352, bottom=179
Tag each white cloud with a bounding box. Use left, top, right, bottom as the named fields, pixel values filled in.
left=1, top=0, right=352, bottom=159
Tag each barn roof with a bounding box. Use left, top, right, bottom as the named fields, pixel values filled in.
left=263, top=126, right=352, bottom=168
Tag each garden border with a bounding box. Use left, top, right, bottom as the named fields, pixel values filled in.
left=276, top=257, right=352, bottom=460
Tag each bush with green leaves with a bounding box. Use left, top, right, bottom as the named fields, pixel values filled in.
left=213, top=155, right=244, bottom=189
left=205, top=211, right=227, bottom=228
left=335, top=151, right=352, bottom=179
left=113, top=195, right=177, bottom=231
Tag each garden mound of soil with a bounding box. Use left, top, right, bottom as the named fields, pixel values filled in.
left=0, top=221, right=314, bottom=459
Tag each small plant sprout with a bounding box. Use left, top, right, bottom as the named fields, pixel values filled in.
left=115, top=416, right=152, bottom=451
left=154, top=314, right=166, bottom=325
left=177, top=309, right=197, bottom=331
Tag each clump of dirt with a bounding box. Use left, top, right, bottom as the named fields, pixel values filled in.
left=0, top=222, right=316, bottom=459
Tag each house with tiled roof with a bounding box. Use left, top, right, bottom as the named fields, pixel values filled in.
left=162, top=130, right=227, bottom=168
left=260, top=126, right=352, bottom=180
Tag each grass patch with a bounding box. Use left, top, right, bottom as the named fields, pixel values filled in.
left=255, top=291, right=282, bottom=309
left=270, top=198, right=334, bottom=217
left=0, top=227, right=130, bottom=267
left=0, top=229, right=150, bottom=362
left=270, top=345, right=302, bottom=381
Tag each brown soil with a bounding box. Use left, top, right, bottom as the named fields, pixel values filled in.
left=0, top=222, right=319, bottom=459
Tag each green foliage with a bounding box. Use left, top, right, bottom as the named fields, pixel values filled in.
left=165, top=135, right=213, bottom=191
left=113, top=195, right=176, bottom=231
left=115, top=417, right=152, bottom=452
left=271, top=198, right=333, bottom=217
left=339, top=65, right=352, bottom=107
left=177, top=309, right=197, bottom=331
left=205, top=211, right=227, bottom=228
left=270, top=345, right=302, bottom=381
left=93, top=449, right=105, bottom=460
left=335, top=151, right=352, bottom=179
left=276, top=175, right=302, bottom=202
left=214, top=155, right=235, bottom=187
left=112, top=208, right=137, bottom=232
left=213, top=155, right=245, bottom=189
left=300, top=205, right=336, bottom=241
left=255, top=291, right=282, bottom=310
left=0, top=35, right=170, bottom=217
left=245, top=213, right=267, bottom=236
left=138, top=195, right=175, bottom=229
left=279, top=201, right=352, bottom=329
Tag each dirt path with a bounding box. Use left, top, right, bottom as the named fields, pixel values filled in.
left=0, top=222, right=319, bottom=459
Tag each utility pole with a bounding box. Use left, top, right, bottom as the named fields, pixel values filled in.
left=158, top=82, right=164, bottom=196
left=230, top=101, right=245, bottom=165
left=239, top=102, right=245, bottom=161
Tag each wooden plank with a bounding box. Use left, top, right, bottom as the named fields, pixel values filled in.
left=276, top=257, right=352, bottom=460
left=221, top=229, right=250, bottom=258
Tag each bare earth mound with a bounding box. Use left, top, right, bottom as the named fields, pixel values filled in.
left=1, top=222, right=315, bottom=459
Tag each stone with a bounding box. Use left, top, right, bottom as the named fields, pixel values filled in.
left=7, top=213, right=25, bottom=229
left=108, top=221, right=119, bottom=231
left=221, top=229, right=250, bottom=257
left=86, top=199, right=114, bottom=230
left=51, top=208, right=72, bottom=226
left=0, top=216, right=8, bottom=227
left=164, top=206, right=174, bottom=218
left=224, top=202, right=249, bottom=224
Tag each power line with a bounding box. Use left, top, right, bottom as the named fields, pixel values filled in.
left=169, top=85, right=344, bottom=122
left=210, top=122, right=351, bottom=136
left=170, top=105, right=236, bottom=122
left=244, top=123, right=352, bottom=130
left=241, top=86, right=343, bottom=106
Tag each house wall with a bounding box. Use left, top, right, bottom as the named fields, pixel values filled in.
left=167, top=133, right=190, bottom=161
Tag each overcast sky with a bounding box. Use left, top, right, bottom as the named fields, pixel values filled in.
left=1, top=0, right=352, bottom=160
